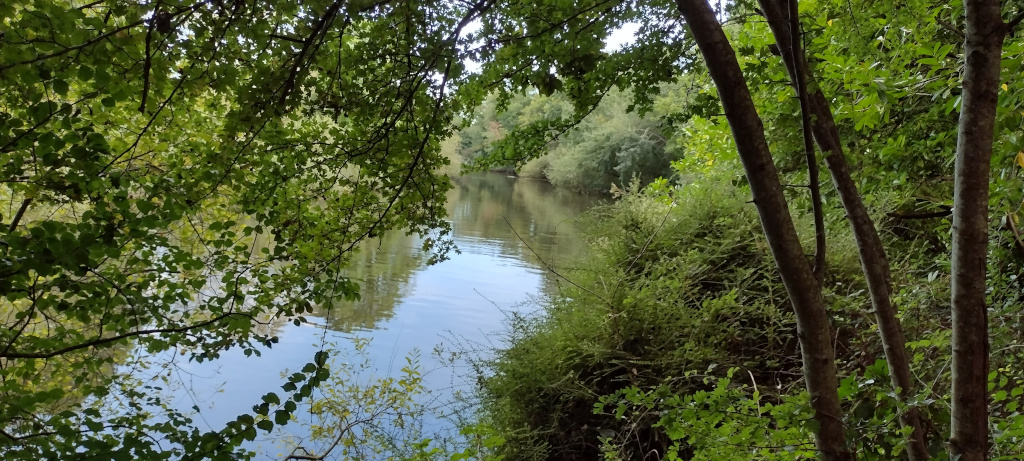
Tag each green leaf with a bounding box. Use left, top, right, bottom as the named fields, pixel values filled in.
left=52, top=79, right=69, bottom=96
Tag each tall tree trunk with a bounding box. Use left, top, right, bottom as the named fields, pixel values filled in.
left=785, top=0, right=827, bottom=284
left=756, top=0, right=929, bottom=459
left=950, top=0, right=1004, bottom=459
left=673, top=1, right=851, bottom=459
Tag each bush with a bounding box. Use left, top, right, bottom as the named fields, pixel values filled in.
left=475, top=156, right=1024, bottom=460
left=476, top=170, right=817, bottom=460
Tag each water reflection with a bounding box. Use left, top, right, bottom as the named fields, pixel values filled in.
left=316, top=230, right=426, bottom=332
left=450, top=174, right=599, bottom=269
left=313, top=173, right=601, bottom=334
left=158, top=173, right=600, bottom=458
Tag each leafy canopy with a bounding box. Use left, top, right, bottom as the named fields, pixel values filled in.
left=0, top=0, right=483, bottom=458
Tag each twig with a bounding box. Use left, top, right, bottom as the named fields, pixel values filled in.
left=936, top=18, right=965, bottom=39
left=612, top=198, right=675, bottom=300
left=77, top=0, right=107, bottom=10
left=1007, top=211, right=1024, bottom=257
left=503, top=216, right=612, bottom=307
left=8, top=198, right=32, bottom=233
left=139, top=2, right=159, bottom=113
left=2, top=311, right=256, bottom=359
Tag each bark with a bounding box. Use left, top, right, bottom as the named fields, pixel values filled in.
left=757, top=1, right=929, bottom=458
left=786, top=0, right=827, bottom=283
left=950, top=0, right=1004, bottom=459
left=673, top=1, right=851, bottom=459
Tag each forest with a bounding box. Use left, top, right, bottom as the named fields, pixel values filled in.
left=1, top=0, right=1023, bottom=460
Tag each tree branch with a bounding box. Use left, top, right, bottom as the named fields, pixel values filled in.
left=936, top=18, right=966, bottom=39
left=139, top=2, right=159, bottom=113
left=269, top=33, right=306, bottom=44
left=786, top=0, right=827, bottom=282
left=0, top=1, right=210, bottom=73
left=1007, top=11, right=1024, bottom=33
left=8, top=198, right=32, bottom=233
left=282, top=417, right=377, bottom=460
left=278, top=0, right=344, bottom=106
left=1, top=312, right=252, bottom=359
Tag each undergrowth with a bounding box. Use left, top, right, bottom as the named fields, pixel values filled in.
left=472, top=166, right=1024, bottom=460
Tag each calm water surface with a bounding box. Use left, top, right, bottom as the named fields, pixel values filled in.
left=154, top=173, right=600, bottom=458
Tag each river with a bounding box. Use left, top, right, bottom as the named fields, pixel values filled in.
left=146, top=173, right=601, bottom=459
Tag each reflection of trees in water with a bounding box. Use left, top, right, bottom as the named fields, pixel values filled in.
left=309, top=173, right=600, bottom=332
left=314, top=230, right=425, bottom=332
left=448, top=173, right=601, bottom=297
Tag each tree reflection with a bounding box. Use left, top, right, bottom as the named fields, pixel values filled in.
left=448, top=173, right=601, bottom=297
left=312, top=173, right=600, bottom=332
left=315, top=230, right=426, bottom=332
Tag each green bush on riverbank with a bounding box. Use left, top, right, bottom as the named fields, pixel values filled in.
left=472, top=165, right=838, bottom=459
left=471, top=161, right=1024, bottom=460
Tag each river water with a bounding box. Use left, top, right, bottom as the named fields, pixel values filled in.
left=150, top=173, right=600, bottom=458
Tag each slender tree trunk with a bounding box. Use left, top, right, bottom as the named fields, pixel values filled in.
left=786, top=0, right=827, bottom=284
left=673, top=1, right=851, bottom=459
left=950, top=1, right=1004, bottom=459
left=756, top=1, right=929, bottom=459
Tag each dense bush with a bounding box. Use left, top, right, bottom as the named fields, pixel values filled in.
left=476, top=166, right=852, bottom=460
left=474, top=159, right=1024, bottom=460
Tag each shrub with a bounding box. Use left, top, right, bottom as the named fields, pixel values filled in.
left=476, top=170, right=812, bottom=460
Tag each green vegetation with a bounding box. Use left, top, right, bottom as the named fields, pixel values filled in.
left=461, top=0, right=1024, bottom=460
left=0, top=1, right=464, bottom=458
left=474, top=163, right=1022, bottom=460
left=3, top=0, right=1024, bottom=459
left=456, top=90, right=675, bottom=193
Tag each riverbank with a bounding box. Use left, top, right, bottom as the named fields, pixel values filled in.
left=467, top=164, right=1024, bottom=460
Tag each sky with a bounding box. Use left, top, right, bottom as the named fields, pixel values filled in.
left=605, top=22, right=641, bottom=51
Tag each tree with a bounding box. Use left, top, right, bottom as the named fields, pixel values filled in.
left=0, top=0, right=484, bottom=457
left=468, top=0, right=1021, bottom=458
left=755, top=0, right=926, bottom=457
left=949, top=1, right=1008, bottom=459
left=669, top=1, right=850, bottom=457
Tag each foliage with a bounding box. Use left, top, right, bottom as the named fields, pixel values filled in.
left=0, top=0, right=477, bottom=457
left=474, top=170, right=833, bottom=460
left=456, top=90, right=675, bottom=193
left=286, top=338, right=431, bottom=460
left=595, top=370, right=817, bottom=461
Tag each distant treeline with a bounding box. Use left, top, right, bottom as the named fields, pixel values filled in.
left=448, top=87, right=694, bottom=193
